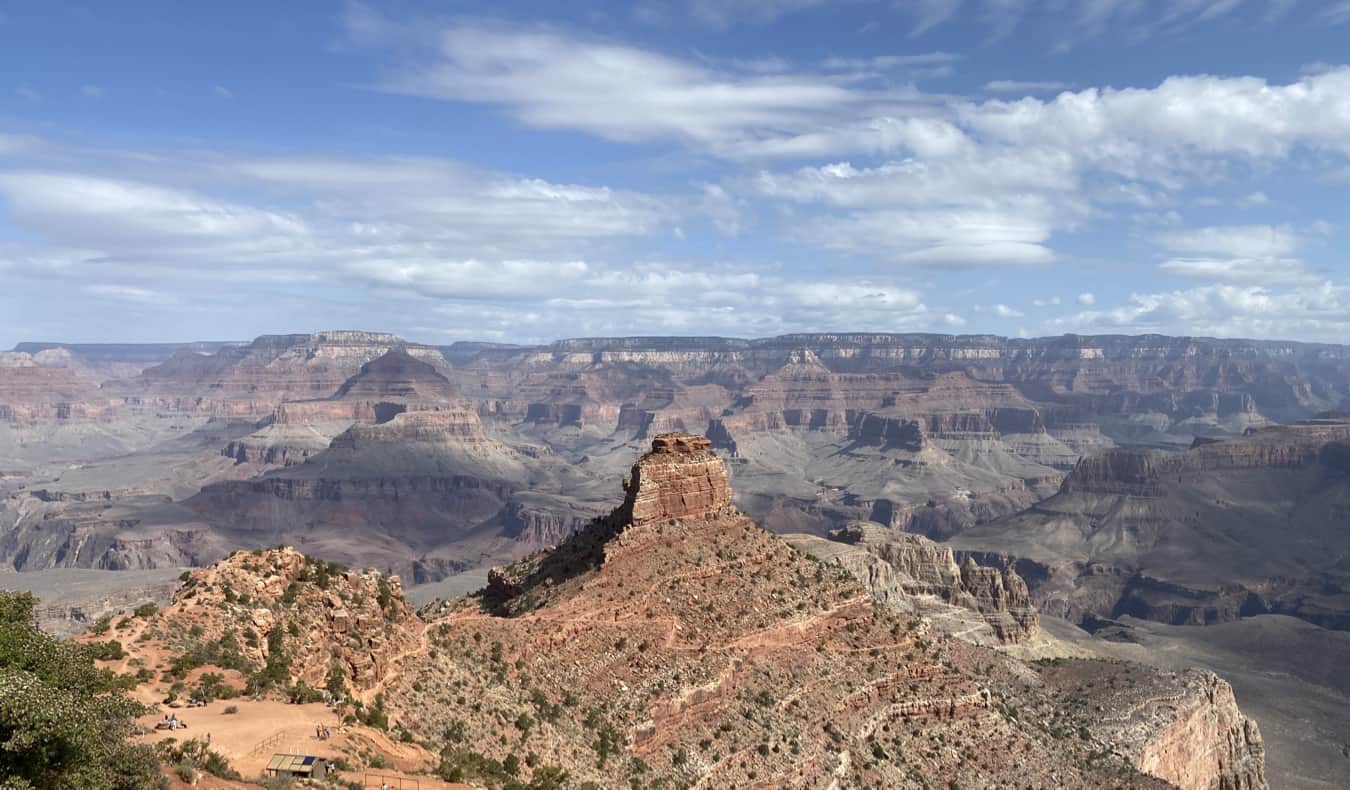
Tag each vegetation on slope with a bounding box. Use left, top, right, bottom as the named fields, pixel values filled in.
left=0, top=590, right=162, bottom=789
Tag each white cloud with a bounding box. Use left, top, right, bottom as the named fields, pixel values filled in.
left=821, top=52, right=962, bottom=71
left=983, top=80, right=1071, bottom=93
left=992, top=303, right=1024, bottom=318
left=353, top=18, right=1350, bottom=275
left=0, top=172, right=309, bottom=255
left=687, top=0, right=829, bottom=27
left=1158, top=257, right=1314, bottom=284
left=213, top=85, right=234, bottom=99
left=0, top=137, right=940, bottom=341
left=1052, top=282, right=1350, bottom=343
left=1152, top=223, right=1325, bottom=284
left=80, top=84, right=104, bottom=99
left=83, top=284, right=174, bottom=305
left=1032, top=296, right=1061, bottom=306
left=1324, top=1, right=1350, bottom=24
left=905, top=0, right=964, bottom=35
left=1156, top=224, right=1302, bottom=258
left=373, top=22, right=861, bottom=154
left=1077, top=291, right=1096, bottom=305
left=15, top=84, right=39, bottom=101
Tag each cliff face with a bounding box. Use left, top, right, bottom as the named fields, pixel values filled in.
left=109, top=331, right=448, bottom=409
left=953, top=417, right=1350, bottom=639
left=618, top=433, right=733, bottom=526
left=788, top=522, right=1039, bottom=645
left=1133, top=673, right=1267, bottom=790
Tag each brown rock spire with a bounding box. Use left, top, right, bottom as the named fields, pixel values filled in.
left=618, top=433, right=733, bottom=525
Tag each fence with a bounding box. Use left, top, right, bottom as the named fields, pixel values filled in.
left=362, top=774, right=420, bottom=789
left=247, top=728, right=291, bottom=757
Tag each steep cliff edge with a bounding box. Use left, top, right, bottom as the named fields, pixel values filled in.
left=1039, top=659, right=1266, bottom=790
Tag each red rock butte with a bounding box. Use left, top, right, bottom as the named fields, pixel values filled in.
left=619, top=432, right=733, bottom=525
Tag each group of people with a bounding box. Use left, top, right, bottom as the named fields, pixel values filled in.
left=314, top=723, right=332, bottom=740
left=159, top=712, right=186, bottom=731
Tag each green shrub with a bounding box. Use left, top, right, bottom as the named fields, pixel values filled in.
left=0, top=591, right=161, bottom=788
left=133, top=602, right=159, bottom=618
left=86, top=639, right=127, bottom=661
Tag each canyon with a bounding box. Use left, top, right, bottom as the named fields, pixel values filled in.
left=2, top=329, right=1349, bottom=786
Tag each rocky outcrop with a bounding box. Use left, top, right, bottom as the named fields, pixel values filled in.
left=87, top=547, right=422, bottom=695
left=789, top=522, right=1039, bottom=645
left=423, top=425, right=1268, bottom=788
left=108, top=331, right=448, bottom=410
left=617, top=433, right=733, bottom=526
left=958, top=555, right=1039, bottom=642
left=329, top=409, right=493, bottom=449
left=1132, top=672, right=1267, bottom=790
left=331, top=349, right=459, bottom=403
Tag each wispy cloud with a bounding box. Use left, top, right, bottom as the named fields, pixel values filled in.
left=983, top=79, right=1070, bottom=93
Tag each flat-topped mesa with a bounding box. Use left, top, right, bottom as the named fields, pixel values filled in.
left=618, top=432, right=734, bottom=525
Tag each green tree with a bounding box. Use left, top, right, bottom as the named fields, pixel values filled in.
left=0, top=591, right=162, bottom=788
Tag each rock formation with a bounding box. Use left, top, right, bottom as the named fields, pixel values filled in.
left=418, top=435, right=1265, bottom=788
left=1038, top=659, right=1267, bottom=790
left=617, top=433, right=733, bottom=526
left=91, top=547, right=422, bottom=694
left=786, top=522, right=1040, bottom=645
left=951, top=417, right=1350, bottom=634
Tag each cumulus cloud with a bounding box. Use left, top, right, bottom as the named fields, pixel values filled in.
left=1052, top=281, right=1350, bottom=342
left=1153, top=223, right=1325, bottom=284
left=0, top=136, right=936, bottom=342
left=1077, top=291, right=1096, bottom=305
left=343, top=12, right=1350, bottom=276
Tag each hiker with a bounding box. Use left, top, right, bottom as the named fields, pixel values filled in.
left=323, top=725, right=331, bottom=740
left=315, top=724, right=322, bottom=739
left=205, top=733, right=211, bottom=746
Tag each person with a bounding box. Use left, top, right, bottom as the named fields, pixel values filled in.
left=205, top=732, right=211, bottom=746
left=323, top=725, right=331, bottom=740
left=316, top=724, right=322, bottom=739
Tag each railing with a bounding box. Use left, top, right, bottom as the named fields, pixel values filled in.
left=247, top=728, right=291, bottom=756
left=362, top=774, right=420, bottom=789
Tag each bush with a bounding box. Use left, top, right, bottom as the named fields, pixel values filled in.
left=285, top=681, right=325, bottom=704
left=133, top=602, right=159, bottom=619
left=195, top=672, right=237, bottom=702
left=0, top=591, right=161, bottom=788
left=86, top=639, right=127, bottom=661
left=89, top=615, right=112, bottom=636
left=223, top=705, right=239, bottom=715
left=158, top=738, right=241, bottom=781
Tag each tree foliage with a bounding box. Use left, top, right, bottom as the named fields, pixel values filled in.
left=0, top=591, right=162, bottom=789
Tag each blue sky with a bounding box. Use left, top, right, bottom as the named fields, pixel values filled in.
left=3, top=0, right=1350, bottom=346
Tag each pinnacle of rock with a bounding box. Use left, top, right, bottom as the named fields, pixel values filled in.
left=620, top=432, right=733, bottom=525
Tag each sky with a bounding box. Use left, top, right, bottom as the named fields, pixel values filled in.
left=2, top=1, right=1350, bottom=346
